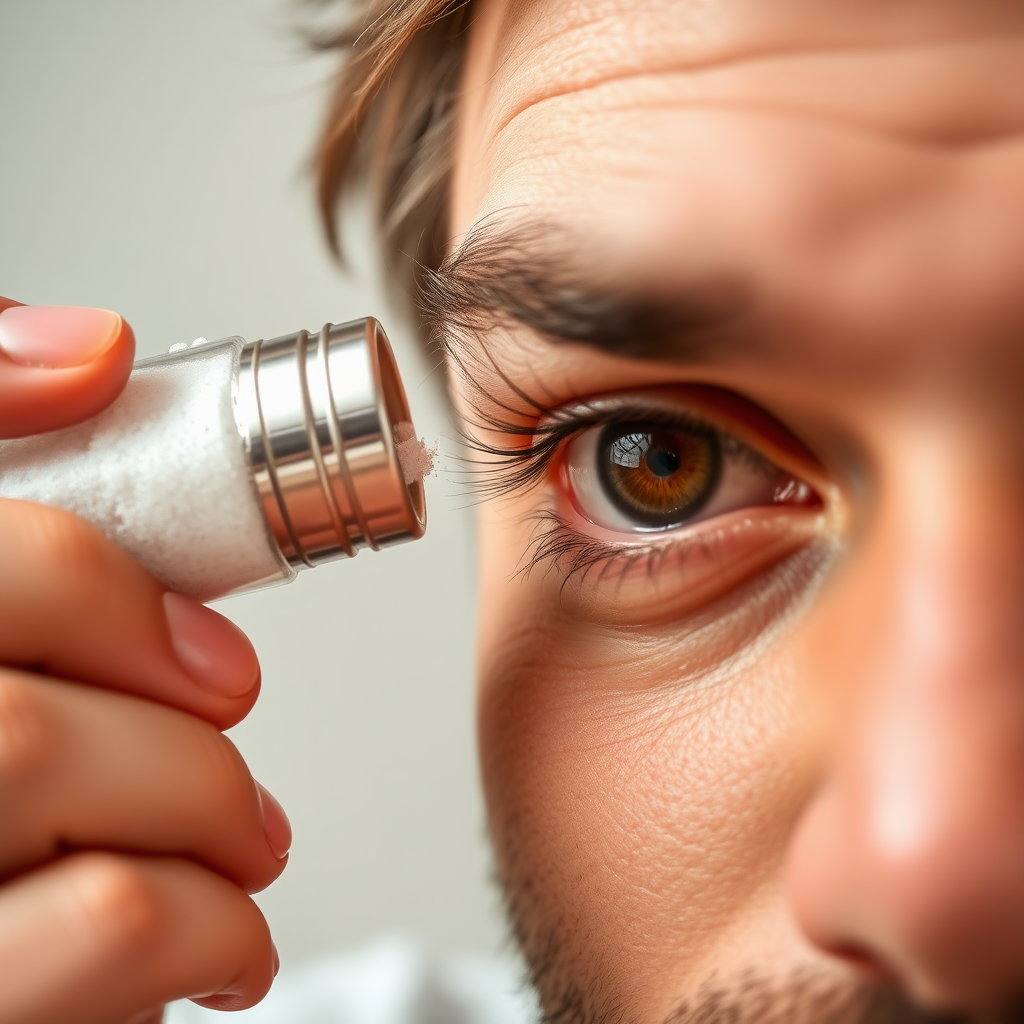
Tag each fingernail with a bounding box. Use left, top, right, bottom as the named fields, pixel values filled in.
left=163, top=592, right=260, bottom=697
left=191, top=993, right=246, bottom=1011
left=272, top=941, right=281, bottom=977
left=0, top=304, right=123, bottom=367
left=256, top=782, right=292, bottom=860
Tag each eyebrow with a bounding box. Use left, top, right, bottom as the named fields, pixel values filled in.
left=420, top=218, right=749, bottom=363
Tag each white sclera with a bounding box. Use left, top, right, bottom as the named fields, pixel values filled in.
left=0, top=340, right=289, bottom=601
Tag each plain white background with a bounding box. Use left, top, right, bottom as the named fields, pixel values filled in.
left=0, top=0, right=506, bottom=967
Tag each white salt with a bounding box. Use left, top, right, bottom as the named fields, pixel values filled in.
left=392, top=421, right=436, bottom=485
left=0, top=341, right=288, bottom=601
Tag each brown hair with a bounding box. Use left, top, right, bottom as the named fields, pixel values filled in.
left=312, top=0, right=474, bottom=302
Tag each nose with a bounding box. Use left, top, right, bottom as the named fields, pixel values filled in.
left=786, top=426, right=1024, bottom=1012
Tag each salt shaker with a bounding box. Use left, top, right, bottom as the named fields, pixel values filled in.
left=0, top=318, right=427, bottom=601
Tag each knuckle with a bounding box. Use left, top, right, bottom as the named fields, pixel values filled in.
left=0, top=672, right=51, bottom=788
left=63, top=853, right=169, bottom=959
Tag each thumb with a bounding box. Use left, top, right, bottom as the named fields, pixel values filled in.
left=0, top=296, right=135, bottom=439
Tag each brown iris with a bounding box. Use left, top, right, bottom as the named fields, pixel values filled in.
left=597, top=423, right=720, bottom=528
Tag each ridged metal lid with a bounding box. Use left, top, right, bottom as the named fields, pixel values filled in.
left=235, top=318, right=426, bottom=568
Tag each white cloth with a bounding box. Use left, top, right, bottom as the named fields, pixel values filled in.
left=165, top=936, right=538, bottom=1024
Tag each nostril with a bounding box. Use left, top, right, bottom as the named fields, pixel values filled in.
left=825, top=942, right=900, bottom=986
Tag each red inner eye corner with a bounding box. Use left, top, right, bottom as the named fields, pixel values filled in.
left=773, top=476, right=822, bottom=508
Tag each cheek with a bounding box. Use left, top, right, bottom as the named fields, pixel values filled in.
left=475, top=548, right=829, bottom=1009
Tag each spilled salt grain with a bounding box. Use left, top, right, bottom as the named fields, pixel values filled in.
left=392, top=421, right=436, bottom=485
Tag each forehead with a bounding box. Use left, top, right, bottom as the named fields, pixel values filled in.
left=454, top=0, right=1024, bottom=220
left=450, top=0, right=1024, bottom=391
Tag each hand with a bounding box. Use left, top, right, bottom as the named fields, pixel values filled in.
left=0, top=299, right=288, bottom=1024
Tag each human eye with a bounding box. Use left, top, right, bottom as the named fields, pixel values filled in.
left=473, top=385, right=834, bottom=622
left=564, top=416, right=817, bottom=534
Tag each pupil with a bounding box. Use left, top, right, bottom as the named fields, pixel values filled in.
left=646, top=446, right=680, bottom=478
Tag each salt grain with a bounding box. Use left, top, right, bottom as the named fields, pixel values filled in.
left=392, top=421, right=436, bottom=485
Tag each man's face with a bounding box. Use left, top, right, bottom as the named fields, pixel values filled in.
left=440, top=2, right=1024, bottom=1020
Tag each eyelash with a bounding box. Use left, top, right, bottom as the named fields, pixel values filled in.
left=516, top=509, right=721, bottom=587
left=457, top=387, right=778, bottom=584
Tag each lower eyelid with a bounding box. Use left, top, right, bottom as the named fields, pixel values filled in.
left=522, top=502, right=829, bottom=625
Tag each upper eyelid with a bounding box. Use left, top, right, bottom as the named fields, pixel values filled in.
left=536, top=401, right=715, bottom=444
left=538, top=398, right=774, bottom=471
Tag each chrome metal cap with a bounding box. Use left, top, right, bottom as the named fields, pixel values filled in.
left=236, top=318, right=426, bottom=568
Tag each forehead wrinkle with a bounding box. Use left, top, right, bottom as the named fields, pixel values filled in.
left=483, top=37, right=1024, bottom=166
left=485, top=45, right=859, bottom=151
left=473, top=0, right=1024, bottom=140
left=491, top=79, right=915, bottom=171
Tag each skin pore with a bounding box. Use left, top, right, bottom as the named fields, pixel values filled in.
left=440, top=1, right=1024, bottom=1022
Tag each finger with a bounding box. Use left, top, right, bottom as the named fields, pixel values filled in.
left=0, top=500, right=260, bottom=730
left=0, top=669, right=290, bottom=892
left=0, top=853, right=276, bottom=1024
left=0, top=297, right=135, bottom=438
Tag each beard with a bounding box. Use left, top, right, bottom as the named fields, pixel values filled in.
left=524, top=943, right=1016, bottom=1024
left=662, top=972, right=963, bottom=1024
left=524, top=946, right=957, bottom=1024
